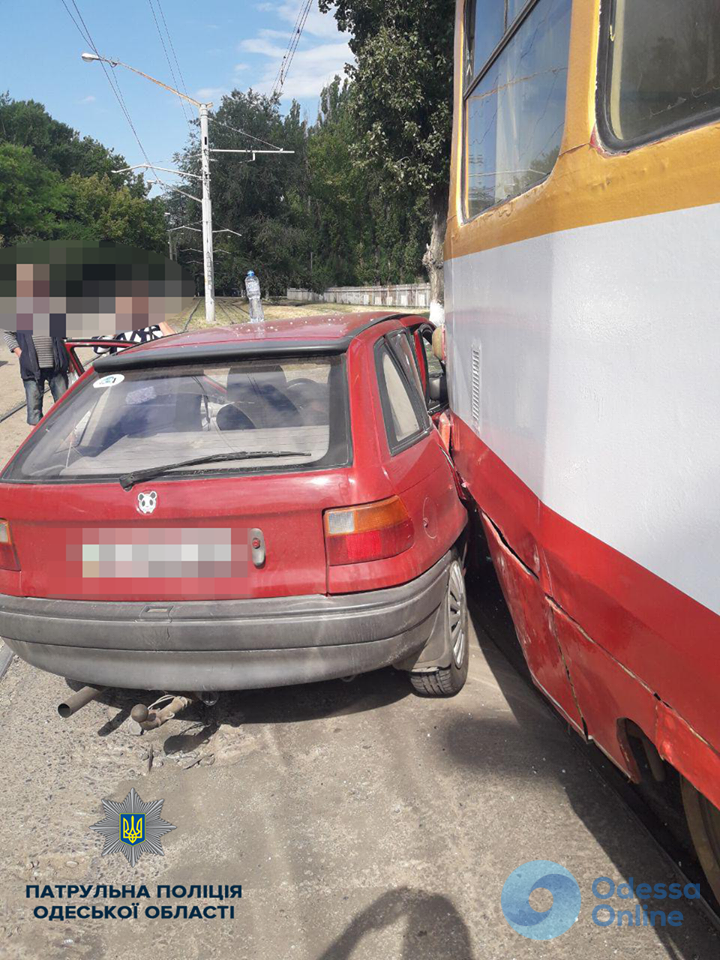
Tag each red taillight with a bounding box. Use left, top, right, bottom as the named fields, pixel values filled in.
left=324, top=496, right=414, bottom=565
left=0, top=520, right=19, bottom=571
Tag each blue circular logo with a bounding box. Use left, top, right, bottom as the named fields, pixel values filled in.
left=501, top=860, right=581, bottom=940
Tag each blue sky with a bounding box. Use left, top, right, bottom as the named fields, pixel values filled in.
left=3, top=1, right=352, bottom=174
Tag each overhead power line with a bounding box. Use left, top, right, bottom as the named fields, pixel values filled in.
left=207, top=117, right=283, bottom=152
left=155, top=0, right=192, bottom=104
left=147, top=0, right=194, bottom=134
left=60, top=0, right=156, bottom=171
left=271, top=0, right=313, bottom=101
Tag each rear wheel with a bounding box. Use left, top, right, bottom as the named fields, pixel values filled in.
left=681, top=777, right=720, bottom=903
left=410, top=558, right=469, bottom=697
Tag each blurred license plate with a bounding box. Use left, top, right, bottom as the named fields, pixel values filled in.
left=69, top=528, right=248, bottom=579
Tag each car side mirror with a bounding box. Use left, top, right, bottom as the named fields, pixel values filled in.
left=428, top=373, right=447, bottom=403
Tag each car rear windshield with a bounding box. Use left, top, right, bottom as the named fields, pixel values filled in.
left=2, top=356, right=351, bottom=483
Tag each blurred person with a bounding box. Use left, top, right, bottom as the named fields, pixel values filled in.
left=0, top=242, right=194, bottom=419
left=3, top=262, right=69, bottom=425
left=92, top=318, right=175, bottom=355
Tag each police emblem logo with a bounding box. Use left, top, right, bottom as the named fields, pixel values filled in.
left=90, top=788, right=175, bottom=867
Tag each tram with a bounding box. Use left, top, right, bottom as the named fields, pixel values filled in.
left=445, top=0, right=720, bottom=897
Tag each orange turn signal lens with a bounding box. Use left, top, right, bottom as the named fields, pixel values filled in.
left=324, top=496, right=414, bottom=565
left=436, top=411, right=452, bottom=452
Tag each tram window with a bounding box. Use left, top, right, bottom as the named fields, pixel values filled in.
left=464, top=0, right=505, bottom=85
left=602, top=0, right=720, bottom=145
left=463, top=0, right=572, bottom=219
left=507, top=0, right=528, bottom=24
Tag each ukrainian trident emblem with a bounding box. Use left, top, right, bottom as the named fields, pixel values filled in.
left=90, top=788, right=175, bottom=867
left=121, top=814, right=145, bottom=845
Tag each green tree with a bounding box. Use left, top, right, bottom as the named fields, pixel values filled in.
left=170, top=89, right=312, bottom=294
left=0, top=93, right=144, bottom=193
left=318, top=0, right=454, bottom=318
left=0, top=94, right=165, bottom=250
left=307, top=78, right=427, bottom=289
left=0, top=143, right=67, bottom=243
left=61, top=174, right=167, bottom=250
left=169, top=80, right=431, bottom=296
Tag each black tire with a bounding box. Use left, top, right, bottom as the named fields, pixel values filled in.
left=681, top=777, right=720, bottom=903
left=410, top=557, right=469, bottom=697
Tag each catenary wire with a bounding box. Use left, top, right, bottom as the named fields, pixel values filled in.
left=271, top=0, right=313, bottom=101
left=147, top=0, right=194, bottom=132
left=207, top=117, right=283, bottom=152
left=156, top=0, right=194, bottom=107
left=60, top=0, right=157, bottom=174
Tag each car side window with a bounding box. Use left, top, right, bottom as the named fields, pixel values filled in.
left=422, top=333, right=444, bottom=379
left=411, top=327, right=443, bottom=382
left=386, top=330, right=426, bottom=398
left=376, top=336, right=430, bottom=454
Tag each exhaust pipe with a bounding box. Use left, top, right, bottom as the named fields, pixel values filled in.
left=58, top=685, right=105, bottom=718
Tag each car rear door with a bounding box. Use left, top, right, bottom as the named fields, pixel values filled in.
left=399, top=319, right=449, bottom=422
left=372, top=329, right=465, bottom=571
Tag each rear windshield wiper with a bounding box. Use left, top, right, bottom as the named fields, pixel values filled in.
left=119, top=451, right=311, bottom=490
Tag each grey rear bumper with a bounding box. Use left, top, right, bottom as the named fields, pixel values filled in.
left=0, top=552, right=453, bottom=690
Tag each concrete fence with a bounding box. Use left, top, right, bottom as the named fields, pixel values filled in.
left=287, top=283, right=431, bottom=309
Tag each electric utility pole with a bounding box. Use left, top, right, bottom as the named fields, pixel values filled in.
left=198, top=104, right=215, bottom=322
left=81, top=52, right=293, bottom=326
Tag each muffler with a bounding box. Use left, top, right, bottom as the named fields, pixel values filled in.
left=58, top=685, right=105, bottom=718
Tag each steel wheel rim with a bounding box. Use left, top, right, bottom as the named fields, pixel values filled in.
left=699, top=794, right=720, bottom=883
left=447, top=561, right=467, bottom=669
left=682, top=777, right=720, bottom=902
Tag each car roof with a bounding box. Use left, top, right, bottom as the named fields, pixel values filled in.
left=93, top=312, right=407, bottom=373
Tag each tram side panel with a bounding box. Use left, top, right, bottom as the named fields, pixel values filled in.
left=447, top=0, right=720, bottom=816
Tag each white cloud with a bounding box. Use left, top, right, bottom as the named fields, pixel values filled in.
left=239, top=2, right=352, bottom=100
left=276, top=2, right=346, bottom=40
left=80, top=95, right=96, bottom=104
left=239, top=38, right=351, bottom=98
left=234, top=63, right=250, bottom=72
left=239, top=37, right=284, bottom=57
left=257, top=28, right=294, bottom=40
left=196, top=86, right=228, bottom=101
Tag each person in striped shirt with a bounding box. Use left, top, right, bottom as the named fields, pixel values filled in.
left=91, top=319, right=174, bottom=355
left=3, top=329, right=69, bottom=425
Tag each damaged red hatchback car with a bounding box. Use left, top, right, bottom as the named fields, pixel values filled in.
left=0, top=313, right=468, bottom=699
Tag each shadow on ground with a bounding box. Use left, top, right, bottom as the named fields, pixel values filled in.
left=63, top=527, right=718, bottom=958
left=317, top=888, right=472, bottom=960
left=444, top=525, right=718, bottom=958
left=69, top=665, right=413, bottom=740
